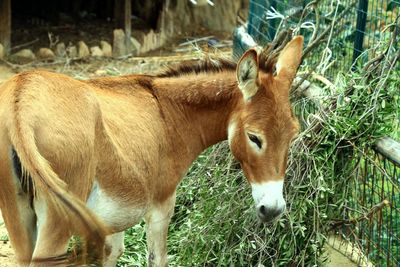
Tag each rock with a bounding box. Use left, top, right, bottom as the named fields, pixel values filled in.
left=55, top=42, right=66, bottom=57
left=113, top=29, right=127, bottom=58
left=95, top=69, right=107, bottom=76
left=67, top=45, right=78, bottom=58
left=10, top=49, right=36, bottom=64
left=90, top=46, right=103, bottom=57
left=36, top=48, right=55, bottom=61
left=78, top=41, right=90, bottom=58
left=129, top=37, right=141, bottom=56
left=100, top=40, right=112, bottom=57
left=136, top=30, right=165, bottom=54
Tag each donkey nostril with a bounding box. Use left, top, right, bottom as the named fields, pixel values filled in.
left=257, top=205, right=284, bottom=223
left=259, top=205, right=267, bottom=216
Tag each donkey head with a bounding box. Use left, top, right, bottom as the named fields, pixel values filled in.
left=229, top=36, right=303, bottom=223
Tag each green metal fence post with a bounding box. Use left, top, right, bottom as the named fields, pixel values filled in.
left=352, top=0, right=368, bottom=68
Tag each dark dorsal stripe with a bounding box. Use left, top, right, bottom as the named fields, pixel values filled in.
left=157, top=57, right=237, bottom=78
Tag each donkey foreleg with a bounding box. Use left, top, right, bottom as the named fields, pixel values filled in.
left=144, top=193, right=176, bottom=267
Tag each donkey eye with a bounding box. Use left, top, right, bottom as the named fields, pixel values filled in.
left=248, top=133, right=262, bottom=149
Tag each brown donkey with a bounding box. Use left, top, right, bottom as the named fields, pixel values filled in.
left=0, top=36, right=303, bottom=266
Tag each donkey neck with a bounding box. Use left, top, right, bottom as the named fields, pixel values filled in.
left=153, top=71, right=240, bottom=160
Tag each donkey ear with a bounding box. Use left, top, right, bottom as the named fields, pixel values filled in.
left=276, top=36, right=304, bottom=81
left=236, top=49, right=259, bottom=101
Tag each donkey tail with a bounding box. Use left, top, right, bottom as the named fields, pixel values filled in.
left=8, top=91, right=108, bottom=264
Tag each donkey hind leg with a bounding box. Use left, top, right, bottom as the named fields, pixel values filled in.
left=29, top=196, right=71, bottom=267
left=103, top=231, right=125, bottom=267
left=30, top=160, right=98, bottom=266
left=0, top=149, right=36, bottom=266
left=0, top=184, right=36, bottom=266
left=144, top=192, right=176, bottom=267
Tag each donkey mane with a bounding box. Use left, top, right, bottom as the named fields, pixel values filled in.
left=157, top=57, right=237, bottom=78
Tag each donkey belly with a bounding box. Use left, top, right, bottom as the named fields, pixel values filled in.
left=86, top=181, right=146, bottom=232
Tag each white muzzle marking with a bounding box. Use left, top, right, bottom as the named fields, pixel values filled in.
left=251, top=180, right=286, bottom=214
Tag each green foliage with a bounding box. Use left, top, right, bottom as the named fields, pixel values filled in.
left=118, top=224, right=148, bottom=266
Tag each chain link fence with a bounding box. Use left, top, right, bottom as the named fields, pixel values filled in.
left=235, top=0, right=399, bottom=76
left=329, top=140, right=400, bottom=267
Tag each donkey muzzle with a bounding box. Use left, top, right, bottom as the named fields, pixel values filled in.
left=257, top=204, right=285, bottom=223
left=251, top=180, right=286, bottom=223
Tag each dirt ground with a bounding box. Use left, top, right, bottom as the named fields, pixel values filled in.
left=0, top=212, right=16, bottom=267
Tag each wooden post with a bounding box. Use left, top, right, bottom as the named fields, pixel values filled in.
left=375, top=137, right=400, bottom=166
left=114, top=0, right=123, bottom=28
left=124, top=0, right=132, bottom=52
left=114, top=0, right=132, bottom=53
left=114, top=0, right=131, bottom=37
left=0, top=0, right=11, bottom=55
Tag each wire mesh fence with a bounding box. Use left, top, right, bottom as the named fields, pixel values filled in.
left=244, top=0, right=399, bottom=77
left=292, top=95, right=399, bottom=267
left=328, top=143, right=400, bottom=267
left=290, top=87, right=400, bottom=266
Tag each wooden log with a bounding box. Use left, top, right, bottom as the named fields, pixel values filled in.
left=0, top=0, right=11, bottom=55
left=375, top=137, right=400, bottom=167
